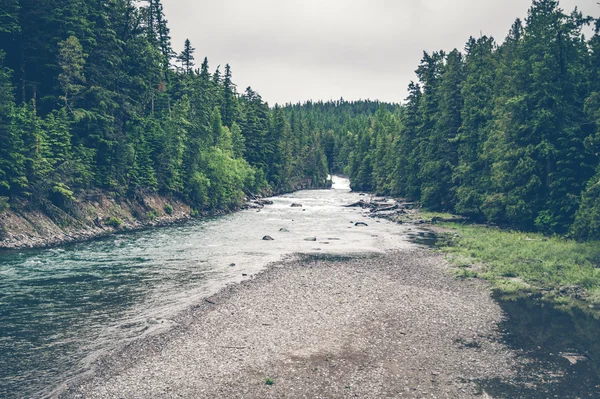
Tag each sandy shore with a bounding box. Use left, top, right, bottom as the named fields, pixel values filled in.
left=57, top=249, right=516, bottom=398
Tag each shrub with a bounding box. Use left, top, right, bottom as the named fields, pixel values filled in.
left=51, top=183, right=75, bottom=201
left=164, top=203, right=174, bottom=215
left=146, top=210, right=160, bottom=220
left=104, top=216, right=123, bottom=228
left=0, top=197, right=9, bottom=213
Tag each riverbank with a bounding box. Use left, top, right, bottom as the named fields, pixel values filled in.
left=0, top=192, right=194, bottom=250
left=361, top=200, right=600, bottom=310
left=432, top=222, right=600, bottom=307
left=56, top=250, right=517, bottom=398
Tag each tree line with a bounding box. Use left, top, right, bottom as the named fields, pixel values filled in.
left=335, top=0, right=600, bottom=240
left=0, top=0, right=330, bottom=215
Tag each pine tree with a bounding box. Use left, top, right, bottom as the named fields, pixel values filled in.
left=571, top=15, right=600, bottom=240
left=230, top=122, right=245, bottom=159
left=58, top=36, right=87, bottom=109
left=240, top=87, right=269, bottom=171
left=129, top=121, right=158, bottom=191
left=371, top=107, right=399, bottom=194
left=0, top=50, right=26, bottom=196
left=483, top=1, right=594, bottom=231
left=454, top=36, right=496, bottom=217
left=415, top=51, right=451, bottom=210
left=394, top=82, right=422, bottom=199
left=221, top=64, right=237, bottom=127
left=143, top=0, right=173, bottom=73
left=267, top=105, right=288, bottom=187
left=43, top=108, right=72, bottom=169
left=0, top=0, right=20, bottom=35
left=177, top=39, right=195, bottom=74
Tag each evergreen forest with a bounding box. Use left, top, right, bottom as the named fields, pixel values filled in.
left=0, top=0, right=331, bottom=216
left=334, top=0, right=600, bottom=240
left=0, top=0, right=599, bottom=240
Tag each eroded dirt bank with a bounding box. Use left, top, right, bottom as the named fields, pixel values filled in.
left=0, top=193, right=195, bottom=250
left=57, top=250, right=516, bottom=399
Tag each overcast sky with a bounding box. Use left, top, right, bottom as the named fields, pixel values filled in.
left=162, top=0, right=599, bottom=105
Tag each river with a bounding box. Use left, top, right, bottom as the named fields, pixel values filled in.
left=0, top=176, right=412, bottom=398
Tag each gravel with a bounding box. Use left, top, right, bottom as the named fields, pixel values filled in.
left=56, top=249, right=516, bottom=398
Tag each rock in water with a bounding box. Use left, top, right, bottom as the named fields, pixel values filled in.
left=279, top=228, right=290, bottom=233
left=304, top=237, right=317, bottom=241
left=291, top=203, right=303, bottom=208
left=355, top=222, right=368, bottom=227
left=263, top=235, right=275, bottom=241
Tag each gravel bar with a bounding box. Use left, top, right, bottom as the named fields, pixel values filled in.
left=57, top=249, right=516, bottom=398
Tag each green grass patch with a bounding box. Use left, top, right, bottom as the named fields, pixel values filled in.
left=433, top=222, right=600, bottom=303
left=420, top=211, right=458, bottom=220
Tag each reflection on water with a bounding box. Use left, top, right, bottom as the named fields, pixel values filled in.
left=481, top=293, right=600, bottom=398
left=0, top=176, right=410, bottom=398
left=406, top=230, right=439, bottom=247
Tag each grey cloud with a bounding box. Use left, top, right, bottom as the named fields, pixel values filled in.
left=163, top=0, right=599, bottom=105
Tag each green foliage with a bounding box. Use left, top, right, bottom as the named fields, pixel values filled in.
left=187, top=172, right=210, bottom=207
left=0, top=196, right=9, bottom=213
left=146, top=210, right=160, bottom=220
left=0, top=0, right=598, bottom=244
left=0, top=0, right=331, bottom=221
left=436, top=221, right=600, bottom=301
left=572, top=168, right=600, bottom=241
left=176, top=39, right=195, bottom=73
left=51, top=183, right=75, bottom=206
left=104, top=216, right=123, bottom=228
left=58, top=36, right=87, bottom=108
left=335, top=1, right=600, bottom=239
left=163, top=203, right=173, bottom=215
left=265, top=378, right=275, bottom=386
left=0, top=0, right=20, bottom=35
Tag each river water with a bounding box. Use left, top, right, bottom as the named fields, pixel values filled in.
left=0, top=176, right=412, bottom=398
